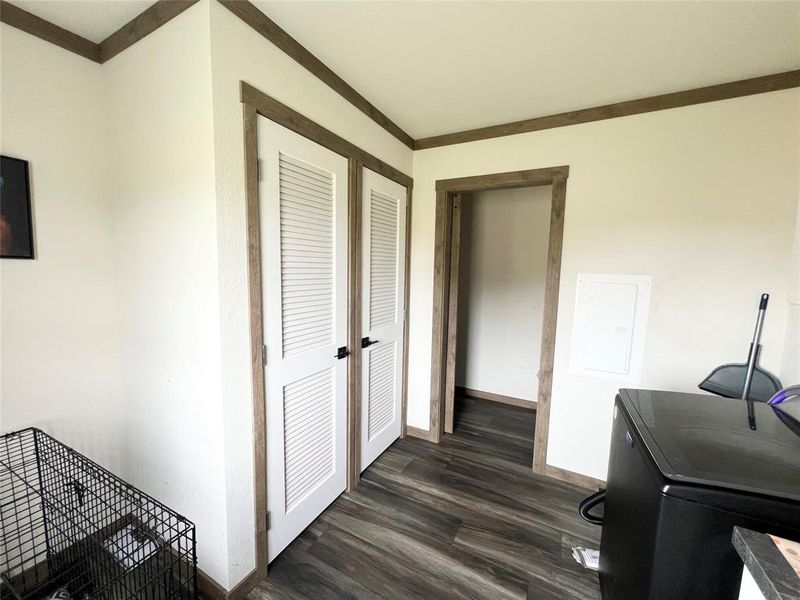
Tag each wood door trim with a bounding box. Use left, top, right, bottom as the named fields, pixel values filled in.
left=347, top=158, right=363, bottom=491
left=532, top=177, right=566, bottom=475
left=219, top=0, right=414, bottom=150
left=0, top=0, right=101, bottom=62
left=242, top=82, right=413, bottom=580
left=241, top=82, right=413, bottom=188
left=427, top=188, right=452, bottom=444
left=416, top=70, right=800, bottom=149
left=429, top=168, right=567, bottom=482
left=98, top=0, right=199, bottom=63
left=435, top=166, right=569, bottom=192
left=443, top=194, right=462, bottom=434
left=456, top=387, right=537, bottom=410
left=242, top=103, right=268, bottom=582
left=405, top=425, right=437, bottom=443
left=400, top=186, right=413, bottom=438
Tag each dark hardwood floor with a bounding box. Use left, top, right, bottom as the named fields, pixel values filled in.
left=249, top=396, right=602, bottom=600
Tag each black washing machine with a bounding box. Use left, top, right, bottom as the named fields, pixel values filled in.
left=583, top=389, right=800, bottom=600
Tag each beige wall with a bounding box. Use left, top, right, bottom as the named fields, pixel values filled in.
left=2, top=6, right=232, bottom=586
left=1, top=2, right=413, bottom=590
left=0, top=25, right=125, bottom=469
left=407, top=89, right=800, bottom=481
left=456, top=186, right=552, bottom=402
left=103, top=4, right=232, bottom=587
left=782, top=199, right=800, bottom=383
left=2, top=2, right=798, bottom=591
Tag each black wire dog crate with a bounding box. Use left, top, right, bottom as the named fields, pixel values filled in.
left=0, top=428, right=197, bottom=600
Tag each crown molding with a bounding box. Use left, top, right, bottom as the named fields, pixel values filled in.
left=0, top=0, right=101, bottom=61
left=0, top=0, right=198, bottom=65
left=2, top=0, right=797, bottom=152
left=416, top=70, right=800, bottom=150
left=99, top=0, right=199, bottom=64
left=218, top=0, right=415, bottom=150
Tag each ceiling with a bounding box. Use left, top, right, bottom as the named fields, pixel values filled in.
left=15, top=0, right=157, bottom=43
left=9, top=1, right=800, bottom=139
left=256, top=0, right=800, bottom=139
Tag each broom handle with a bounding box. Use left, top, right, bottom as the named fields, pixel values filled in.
left=742, top=293, right=769, bottom=402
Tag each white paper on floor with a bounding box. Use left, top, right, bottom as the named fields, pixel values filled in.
left=572, top=546, right=600, bottom=571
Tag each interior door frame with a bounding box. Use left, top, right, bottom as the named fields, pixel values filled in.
left=428, top=166, right=568, bottom=478
left=241, top=81, right=413, bottom=580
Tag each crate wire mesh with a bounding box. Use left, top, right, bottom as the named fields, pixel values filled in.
left=0, top=428, right=197, bottom=600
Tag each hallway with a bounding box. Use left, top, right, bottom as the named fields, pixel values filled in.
left=249, top=397, right=602, bottom=599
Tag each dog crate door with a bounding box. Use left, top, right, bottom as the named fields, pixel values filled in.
left=259, top=116, right=348, bottom=563
left=360, top=168, right=407, bottom=471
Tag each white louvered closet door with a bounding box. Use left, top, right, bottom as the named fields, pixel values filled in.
left=259, top=117, right=348, bottom=562
left=360, top=169, right=407, bottom=471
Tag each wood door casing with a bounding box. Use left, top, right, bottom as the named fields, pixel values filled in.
left=443, top=194, right=462, bottom=434
left=425, top=167, right=598, bottom=491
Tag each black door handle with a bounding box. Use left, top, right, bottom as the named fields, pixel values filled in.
left=361, top=337, right=380, bottom=348
left=335, top=346, right=350, bottom=359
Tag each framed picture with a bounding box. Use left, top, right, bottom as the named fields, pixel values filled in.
left=0, top=155, right=34, bottom=259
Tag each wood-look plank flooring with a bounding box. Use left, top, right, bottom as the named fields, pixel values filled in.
left=249, top=396, right=602, bottom=600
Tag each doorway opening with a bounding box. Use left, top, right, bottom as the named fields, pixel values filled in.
left=450, top=185, right=553, bottom=454
left=428, top=167, right=568, bottom=478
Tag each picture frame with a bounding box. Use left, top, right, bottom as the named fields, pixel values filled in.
left=0, top=155, right=34, bottom=259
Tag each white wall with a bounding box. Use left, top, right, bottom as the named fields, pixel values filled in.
left=0, top=25, right=125, bottom=470
left=102, top=4, right=231, bottom=587
left=456, top=186, right=551, bottom=402
left=207, top=1, right=414, bottom=587
left=407, top=89, right=800, bottom=481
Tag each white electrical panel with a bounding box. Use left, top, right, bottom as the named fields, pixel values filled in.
left=568, top=274, right=652, bottom=383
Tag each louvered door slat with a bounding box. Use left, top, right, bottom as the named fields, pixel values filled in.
left=278, top=152, right=335, bottom=358
left=369, top=190, right=400, bottom=329
left=367, top=342, right=398, bottom=439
